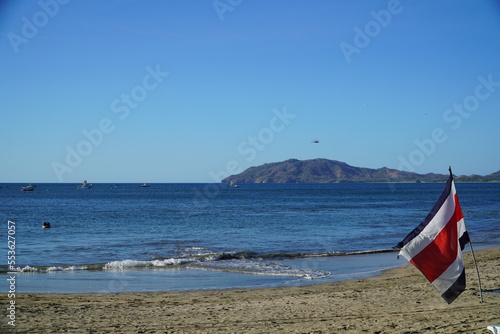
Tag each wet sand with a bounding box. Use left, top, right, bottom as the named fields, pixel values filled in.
left=3, top=247, right=499, bottom=333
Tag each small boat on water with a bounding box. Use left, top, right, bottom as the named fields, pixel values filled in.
left=227, top=181, right=239, bottom=188
left=139, top=183, right=150, bottom=188
left=21, top=184, right=36, bottom=191
left=76, top=180, right=93, bottom=189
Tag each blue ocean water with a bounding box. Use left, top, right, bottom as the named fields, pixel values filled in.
left=1, top=182, right=499, bottom=292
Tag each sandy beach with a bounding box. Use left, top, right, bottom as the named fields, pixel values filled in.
left=3, top=247, right=499, bottom=333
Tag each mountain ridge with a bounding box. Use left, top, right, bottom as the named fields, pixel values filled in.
left=221, top=158, right=500, bottom=183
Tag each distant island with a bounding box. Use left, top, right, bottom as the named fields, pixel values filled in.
left=221, top=158, right=500, bottom=184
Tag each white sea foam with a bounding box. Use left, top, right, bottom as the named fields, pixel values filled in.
left=176, top=246, right=218, bottom=258
left=65, top=266, right=88, bottom=271
left=189, top=259, right=331, bottom=279
left=46, top=266, right=64, bottom=271
left=18, top=265, right=39, bottom=272
left=151, top=258, right=184, bottom=266
left=46, top=266, right=88, bottom=271
left=104, top=260, right=151, bottom=270
left=103, top=258, right=186, bottom=270
left=9, top=265, right=90, bottom=273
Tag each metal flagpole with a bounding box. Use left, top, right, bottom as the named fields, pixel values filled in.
left=468, top=239, right=484, bottom=303
left=449, top=166, right=484, bottom=303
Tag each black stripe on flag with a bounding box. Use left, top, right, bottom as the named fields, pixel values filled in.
left=441, top=269, right=466, bottom=304
left=459, top=230, right=470, bottom=251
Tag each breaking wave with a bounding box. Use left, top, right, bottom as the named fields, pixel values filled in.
left=2, top=247, right=395, bottom=279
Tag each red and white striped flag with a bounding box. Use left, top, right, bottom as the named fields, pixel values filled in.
left=394, top=172, right=470, bottom=304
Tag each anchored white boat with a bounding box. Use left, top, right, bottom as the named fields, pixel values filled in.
left=76, top=180, right=93, bottom=189
left=21, top=183, right=36, bottom=191
left=227, top=181, right=239, bottom=188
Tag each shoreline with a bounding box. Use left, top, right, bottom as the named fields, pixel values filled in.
left=5, top=249, right=407, bottom=294
left=4, top=247, right=499, bottom=333
left=6, top=244, right=497, bottom=294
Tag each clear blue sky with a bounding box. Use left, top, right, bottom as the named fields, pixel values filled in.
left=1, top=0, right=500, bottom=183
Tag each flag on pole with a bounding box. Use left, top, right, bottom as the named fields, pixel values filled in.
left=394, top=170, right=470, bottom=304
